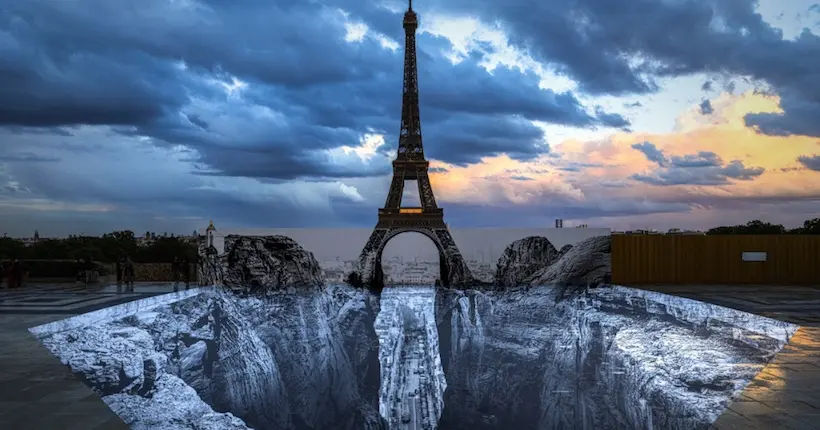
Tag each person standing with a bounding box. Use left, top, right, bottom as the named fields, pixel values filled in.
left=171, top=257, right=180, bottom=291
left=11, top=259, right=23, bottom=289
left=75, top=258, right=84, bottom=284
left=181, top=256, right=191, bottom=290
left=124, top=256, right=135, bottom=292
left=4, top=260, right=14, bottom=289
left=82, top=257, right=93, bottom=287
left=115, top=258, right=123, bottom=285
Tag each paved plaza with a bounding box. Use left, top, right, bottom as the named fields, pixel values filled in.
left=1, top=283, right=820, bottom=429
left=0, top=282, right=183, bottom=430
left=639, top=285, right=820, bottom=430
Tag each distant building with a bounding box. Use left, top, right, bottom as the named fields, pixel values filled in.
left=622, top=229, right=662, bottom=235
left=18, top=230, right=48, bottom=247
left=201, top=220, right=225, bottom=254
left=206, top=220, right=216, bottom=248
left=576, top=224, right=588, bottom=228
left=555, top=219, right=564, bottom=228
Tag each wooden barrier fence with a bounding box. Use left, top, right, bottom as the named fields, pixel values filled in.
left=612, top=235, right=820, bottom=285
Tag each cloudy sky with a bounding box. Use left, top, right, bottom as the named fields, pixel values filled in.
left=1, top=0, right=819, bottom=237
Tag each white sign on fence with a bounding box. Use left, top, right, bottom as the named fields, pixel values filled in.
left=741, top=251, right=767, bottom=262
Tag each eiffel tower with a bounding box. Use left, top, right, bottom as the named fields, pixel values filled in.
left=353, top=0, right=472, bottom=290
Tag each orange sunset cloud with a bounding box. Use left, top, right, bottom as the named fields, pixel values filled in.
left=429, top=90, right=819, bottom=226
left=433, top=91, right=820, bottom=204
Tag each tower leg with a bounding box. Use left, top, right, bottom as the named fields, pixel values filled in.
left=434, top=228, right=470, bottom=287
left=416, top=168, right=438, bottom=210
left=356, top=228, right=389, bottom=287
left=384, top=170, right=406, bottom=209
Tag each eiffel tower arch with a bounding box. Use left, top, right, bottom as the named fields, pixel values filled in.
left=353, top=1, right=472, bottom=290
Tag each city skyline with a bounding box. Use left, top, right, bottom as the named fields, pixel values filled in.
left=1, top=1, right=819, bottom=236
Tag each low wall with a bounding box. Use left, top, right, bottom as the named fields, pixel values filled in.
left=7, top=262, right=197, bottom=283
left=116, top=263, right=196, bottom=282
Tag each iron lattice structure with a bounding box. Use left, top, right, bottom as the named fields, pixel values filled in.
left=379, top=0, right=441, bottom=227
left=354, top=1, right=472, bottom=289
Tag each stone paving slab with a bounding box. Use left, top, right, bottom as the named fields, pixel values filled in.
left=710, top=328, right=820, bottom=429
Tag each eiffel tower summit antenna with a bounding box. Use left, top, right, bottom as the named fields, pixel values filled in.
left=352, top=0, right=472, bottom=291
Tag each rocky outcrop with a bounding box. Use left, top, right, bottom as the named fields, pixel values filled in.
left=494, top=236, right=560, bottom=288
left=526, top=235, right=611, bottom=288
left=433, top=285, right=798, bottom=430
left=198, top=235, right=325, bottom=291
left=492, top=235, right=611, bottom=291
left=198, top=240, right=224, bottom=286
left=38, top=287, right=387, bottom=430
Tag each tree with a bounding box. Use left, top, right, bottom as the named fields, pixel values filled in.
left=791, top=218, right=820, bottom=235
left=707, top=220, right=786, bottom=235
left=0, top=237, right=25, bottom=259
left=135, top=236, right=197, bottom=262
left=705, top=218, right=820, bottom=235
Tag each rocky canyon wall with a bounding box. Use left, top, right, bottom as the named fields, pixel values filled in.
left=36, top=289, right=387, bottom=429
left=433, top=285, right=797, bottom=430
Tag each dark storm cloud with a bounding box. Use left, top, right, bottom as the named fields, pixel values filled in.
left=375, top=0, right=820, bottom=138
left=631, top=141, right=667, bottom=167
left=669, top=152, right=722, bottom=168
left=701, top=81, right=713, bottom=91
left=631, top=160, right=764, bottom=186
left=0, top=0, right=629, bottom=181
left=699, top=100, right=714, bottom=115
left=745, top=89, right=820, bottom=136
left=629, top=142, right=764, bottom=185
left=0, top=153, right=60, bottom=162
left=422, top=113, right=546, bottom=165
left=798, top=155, right=820, bottom=171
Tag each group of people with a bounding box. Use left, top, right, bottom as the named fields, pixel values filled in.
left=114, top=257, right=136, bottom=291
left=171, top=256, right=192, bottom=291
left=0, top=259, right=27, bottom=289
left=1, top=255, right=193, bottom=292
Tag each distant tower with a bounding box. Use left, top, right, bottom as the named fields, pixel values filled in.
left=555, top=219, right=564, bottom=228
left=33, top=230, right=40, bottom=240
left=206, top=220, right=216, bottom=248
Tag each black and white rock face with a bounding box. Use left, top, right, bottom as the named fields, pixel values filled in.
left=494, top=236, right=560, bottom=288
left=35, top=287, right=387, bottom=430
left=33, top=282, right=797, bottom=430
left=493, top=235, right=611, bottom=290
left=199, top=235, right=325, bottom=292
left=527, top=235, right=612, bottom=288
left=434, top=285, right=798, bottom=430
